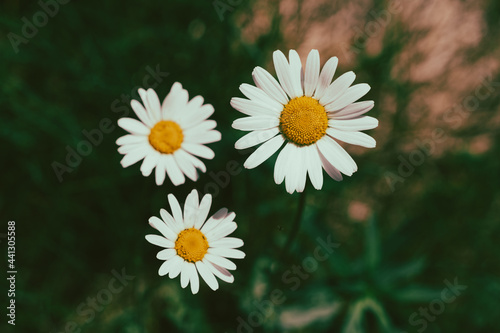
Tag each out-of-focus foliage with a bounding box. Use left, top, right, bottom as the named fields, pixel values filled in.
left=1, top=0, right=499, bottom=332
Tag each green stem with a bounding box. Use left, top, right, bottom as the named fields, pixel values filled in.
left=280, top=188, right=307, bottom=260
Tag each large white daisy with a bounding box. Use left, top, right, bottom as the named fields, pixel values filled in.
left=117, top=83, right=221, bottom=186
left=231, top=49, right=378, bottom=194
left=145, top=190, right=245, bottom=294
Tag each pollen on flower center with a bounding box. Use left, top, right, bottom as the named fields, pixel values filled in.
left=279, top=96, right=328, bottom=146
left=175, top=228, right=209, bottom=262
left=148, top=120, right=183, bottom=154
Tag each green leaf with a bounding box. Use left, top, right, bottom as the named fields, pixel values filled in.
left=342, top=296, right=394, bottom=333
left=377, top=257, right=427, bottom=287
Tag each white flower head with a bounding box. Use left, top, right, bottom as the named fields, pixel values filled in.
left=231, top=49, right=378, bottom=194
left=117, top=83, right=221, bottom=186
left=145, top=190, right=245, bottom=294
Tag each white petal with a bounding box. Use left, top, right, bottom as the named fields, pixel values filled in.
left=118, top=143, right=145, bottom=154
left=208, top=213, right=236, bottom=233
left=154, top=156, right=166, bottom=185
left=326, top=128, right=376, bottom=148
left=244, top=135, right=285, bottom=169
left=239, top=83, right=283, bottom=113
left=183, top=190, right=199, bottom=228
left=330, top=116, right=379, bottom=131
left=156, top=248, right=177, bottom=260
left=180, top=104, right=214, bottom=130
left=120, top=147, right=148, bottom=168
left=232, top=116, right=279, bottom=131
left=195, top=261, right=219, bottom=291
left=178, top=149, right=207, bottom=173
left=288, top=49, right=304, bottom=97
left=235, top=128, right=280, bottom=150
left=252, top=66, right=289, bottom=104
left=274, top=142, right=294, bottom=185
left=210, top=237, right=243, bottom=249
left=162, top=82, right=183, bottom=117
left=316, top=136, right=357, bottom=176
left=194, top=194, right=212, bottom=229
left=116, top=134, right=147, bottom=146
left=304, top=145, right=323, bottom=190
left=208, top=247, right=245, bottom=259
left=205, top=222, right=237, bottom=242
left=204, top=260, right=234, bottom=283
left=185, top=131, right=221, bottom=145
left=140, top=149, right=160, bottom=176
left=282, top=144, right=298, bottom=193
left=118, top=118, right=150, bottom=136
left=173, top=150, right=198, bottom=182
left=326, top=83, right=371, bottom=112
left=204, top=253, right=237, bottom=270
left=314, top=57, right=338, bottom=100
left=319, top=71, right=356, bottom=106
left=145, top=234, right=174, bottom=248
left=159, top=257, right=181, bottom=276
left=328, top=100, right=374, bottom=119
left=201, top=209, right=231, bottom=234
left=181, top=143, right=215, bottom=159
left=167, top=89, right=190, bottom=123
left=319, top=152, right=343, bottom=181
left=147, top=89, right=162, bottom=123
left=327, top=136, right=358, bottom=172
left=304, top=49, right=320, bottom=97
left=231, top=97, right=279, bottom=117
left=138, top=88, right=151, bottom=117
left=164, top=154, right=186, bottom=186
left=180, top=261, right=191, bottom=288
left=184, top=120, right=217, bottom=135
left=167, top=256, right=184, bottom=278
left=273, top=50, right=296, bottom=99
left=149, top=216, right=177, bottom=241
left=296, top=147, right=308, bottom=193
left=160, top=208, right=183, bottom=234
left=168, top=193, right=184, bottom=226
left=188, top=263, right=200, bottom=294
left=130, top=99, right=154, bottom=127
left=284, top=145, right=306, bottom=194
left=138, top=88, right=149, bottom=106
left=185, top=94, right=204, bottom=113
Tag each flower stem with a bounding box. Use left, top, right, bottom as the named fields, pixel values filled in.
left=280, top=187, right=307, bottom=260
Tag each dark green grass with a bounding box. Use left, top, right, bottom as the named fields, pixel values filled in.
left=1, top=0, right=500, bottom=332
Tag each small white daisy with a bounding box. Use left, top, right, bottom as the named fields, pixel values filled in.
left=145, top=190, right=245, bottom=294
left=231, top=49, right=379, bottom=194
left=117, top=83, right=221, bottom=186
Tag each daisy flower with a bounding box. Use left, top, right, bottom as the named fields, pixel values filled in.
left=116, top=83, right=221, bottom=186
left=145, top=190, right=245, bottom=294
left=231, top=49, right=378, bottom=194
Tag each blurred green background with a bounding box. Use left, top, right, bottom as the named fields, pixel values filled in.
left=1, top=0, right=500, bottom=332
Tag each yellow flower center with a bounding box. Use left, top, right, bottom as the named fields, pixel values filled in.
left=175, top=228, right=209, bottom=263
left=279, top=96, right=328, bottom=146
left=148, top=120, right=183, bottom=154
